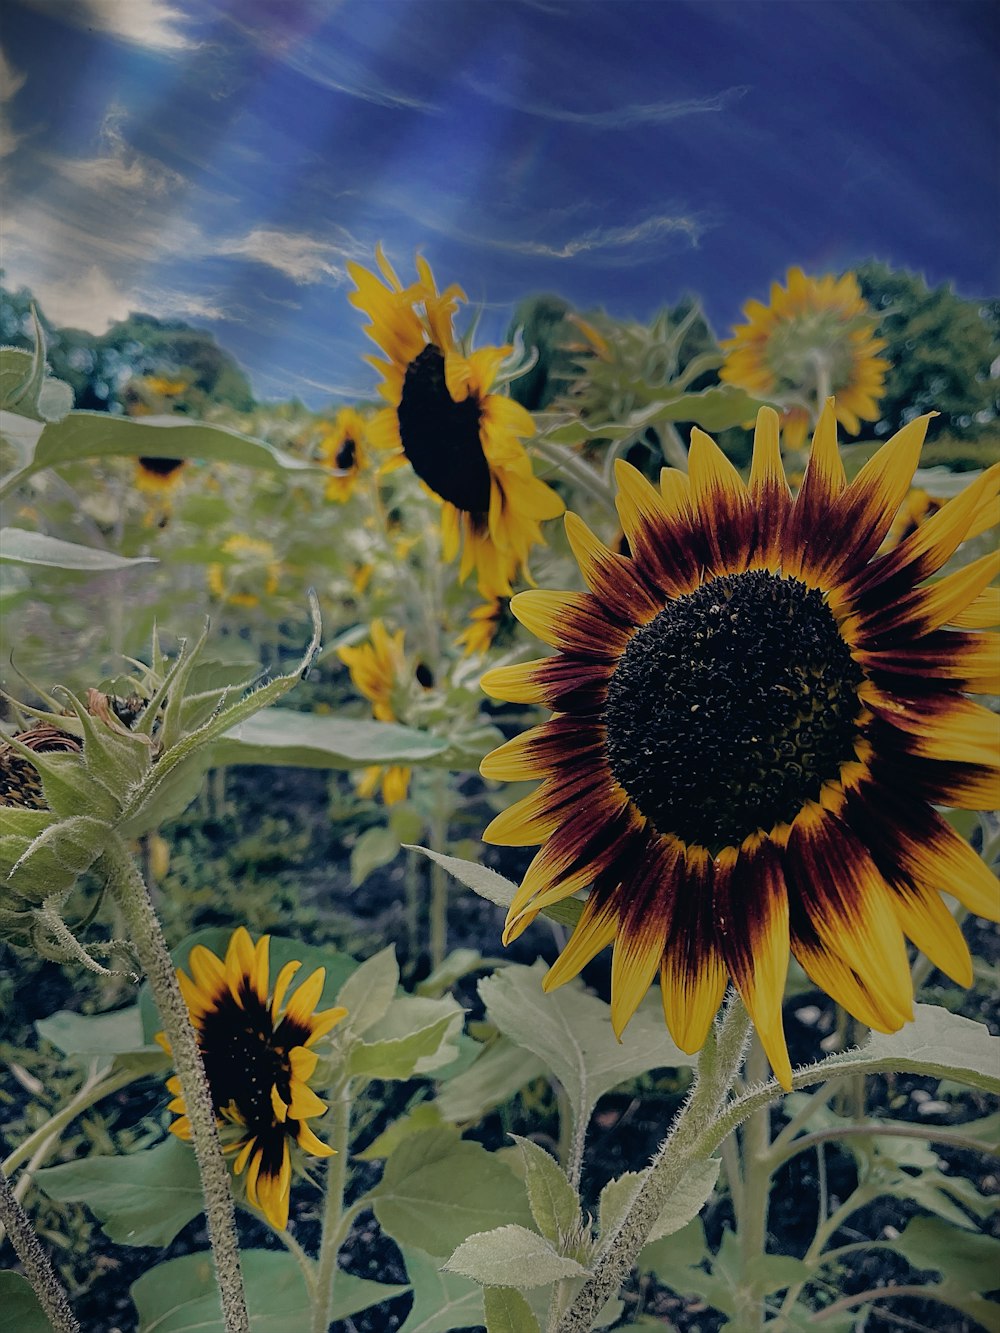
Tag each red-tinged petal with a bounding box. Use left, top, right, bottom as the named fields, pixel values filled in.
left=659, top=845, right=729, bottom=1055
left=713, top=839, right=792, bottom=1089
left=564, top=511, right=663, bottom=625
left=481, top=716, right=605, bottom=782
left=858, top=631, right=1000, bottom=695
left=888, top=880, right=973, bottom=987
left=747, top=406, right=791, bottom=571
left=783, top=402, right=847, bottom=581
left=614, top=460, right=700, bottom=597
left=861, top=686, right=1000, bottom=771
left=511, top=589, right=631, bottom=658
left=687, top=428, right=754, bottom=574
left=544, top=881, right=619, bottom=991
left=851, top=549, right=1000, bottom=644
left=610, top=838, right=684, bottom=1036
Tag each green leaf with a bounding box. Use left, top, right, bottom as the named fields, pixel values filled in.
left=350, top=1010, right=460, bottom=1082
left=510, top=1136, right=581, bottom=1246
left=35, top=1005, right=167, bottom=1076
left=0, top=347, right=36, bottom=408
left=0, top=528, right=157, bottom=572
left=0, top=1272, right=53, bottom=1333
left=894, top=1215, right=1000, bottom=1291
left=444, top=1224, right=588, bottom=1289
left=365, top=1126, right=533, bottom=1258
left=351, top=825, right=401, bottom=886
left=337, top=945, right=399, bottom=1035
left=35, top=1136, right=202, bottom=1247
left=600, top=1156, right=720, bottom=1247
left=483, top=1286, right=541, bottom=1333
left=639, top=1216, right=713, bottom=1286
left=397, top=1246, right=485, bottom=1333
left=357, top=1102, right=445, bottom=1161
left=416, top=947, right=489, bottom=999
left=131, top=1249, right=407, bottom=1331
left=481, top=962, right=695, bottom=1130
left=819, top=1004, right=1000, bottom=1094
left=409, top=847, right=583, bottom=928
left=212, top=709, right=447, bottom=769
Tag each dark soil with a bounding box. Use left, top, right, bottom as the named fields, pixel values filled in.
left=2, top=754, right=997, bottom=1333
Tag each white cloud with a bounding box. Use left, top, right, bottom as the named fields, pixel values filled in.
left=31, top=263, right=136, bottom=331
left=19, top=0, right=195, bottom=52
left=464, top=79, right=749, bottom=129
left=211, top=226, right=366, bottom=284
left=0, top=46, right=26, bottom=160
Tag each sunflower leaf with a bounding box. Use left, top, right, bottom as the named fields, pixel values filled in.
left=443, top=1223, right=589, bottom=1289
left=212, top=709, right=448, bottom=769
left=396, top=1246, right=485, bottom=1333
left=35, top=1136, right=203, bottom=1247
left=480, top=962, right=696, bottom=1131
left=893, top=1215, right=1000, bottom=1291
left=349, top=1010, right=460, bottom=1082
left=0, top=529, right=158, bottom=571
left=0, top=1274, right=52, bottom=1333
left=482, top=1286, right=541, bottom=1333
left=510, top=1135, right=582, bottom=1247
left=407, top=847, right=583, bottom=928
left=337, top=944, right=399, bottom=1035
left=436, top=1036, right=547, bottom=1123
left=599, top=1156, right=720, bottom=1247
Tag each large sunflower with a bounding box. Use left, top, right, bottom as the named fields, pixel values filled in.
left=480, top=403, right=999, bottom=1088
left=160, top=927, right=346, bottom=1229
left=347, top=248, right=564, bottom=597
left=721, top=268, right=889, bottom=448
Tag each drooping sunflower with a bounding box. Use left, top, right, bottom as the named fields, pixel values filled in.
left=480, top=403, right=999, bottom=1088
left=318, top=406, right=369, bottom=502
left=160, top=927, right=346, bottom=1230
left=206, top=534, right=282, bottom=608
left=338, top=618, right=412, bottom=803
left=456, top=598, right=505, bottom=657
left=721, top=268, right=889, bottom=448
left=348, top=247, right=565, bottom=597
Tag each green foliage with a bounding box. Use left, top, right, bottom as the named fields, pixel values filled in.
left=0, top=1273, right=53, bottom=1333
left=855, top=261, right=999, bottom=439
left=396, top=1246, right=485, bottom=1332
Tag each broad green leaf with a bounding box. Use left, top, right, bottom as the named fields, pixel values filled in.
left=36, top=376, right=74, bottom=422
left=0, top=528, right=158, bottom=571
left=337, top=945, right=399, bottom=1035
left=36, top=1136, right=202, bottom=1247
left=0, top=347, right=36, bottom=408
left=444, top=1224, right=588, bottom=1289
left=416, top=947, right=489, bottom=999
left=356, top=1102, right=445, bottom=1161
left=350, top=1011, right=460, bottom=1081
left=0, top=411, right=44, bottom=470
left=483, top=1286, right=541, bottom=1333
left=0, top=409, right=318, bottom=501
left=600, top=1156, right=720, bottom=1246
left=35, top=1005, right=166, bottom=1076
left=639, top=1217, right=712, bottom=1284
left=481, top=962, right=695, bottom=1130
left=510, top=1136, right=581, bottom=1245
left=131, top=1249, right=407, bottom=1332
left=409, top=847, right=583, bottom=928
left=365, top=1126, right=533, bottom=1257
left=351, top=825, right=401, bottom=886
left=819, top=1004, right=1000, bottom=1095
left=894, top=1215, right=1000, bottom=1291
left=435, top=1033, right=539, bottom=1122
left=0, top=1273, right=52, bottom=1333
left=361, top=994, right=465, bottom=1075
left=397, top=1246, right=485, bottom=1333
left=212, top=709, right=447, bottom=769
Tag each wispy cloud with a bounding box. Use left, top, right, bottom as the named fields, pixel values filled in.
left=209, top=225, right=367, bottom=284
left=464, top=79, right=749, bottom=129
left=18, top=0, right=196, bottom=52
left=0, top=46, right=26, bottom=161
left=277, top=45, right=438, bottom=113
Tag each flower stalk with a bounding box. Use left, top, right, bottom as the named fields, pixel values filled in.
left=0, top=1164, right=80, bottom=1333
left=99, top=834, right=250, bottom=1333
left=311, top=1081, right=353, bottom=1333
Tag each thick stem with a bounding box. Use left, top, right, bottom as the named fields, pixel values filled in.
left=100, top=837, right=249, bottom=1333
left=0, top=1165, right=80, bottom=1333
left=428, top=773, right=450, bottom=971
left=734, top=1038, right=772, bottom=1332
left=311, top=1083, right=353, bottom=1333
left=555, top=997, right=753, bottom=1333
left=2, top=1067, right=138, bottom=1177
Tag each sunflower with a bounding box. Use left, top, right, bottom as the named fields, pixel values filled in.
left=134, top=456, right=189, bottom=495
left=348, top=248, right=564, bottom=597
left=456, top=598, right=505, bottom=657
left=160, top=927, right=346, bottom=1230
left=338, top=618, right=412, bottom=803
left=206, top=534, right=282, bottom=608
left=721, top=268, right=889, bottom=448
left=480, top=403, right=999, bottom=1088
left=318, top=406, right=369, bottom=502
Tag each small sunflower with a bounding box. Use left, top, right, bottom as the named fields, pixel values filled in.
left=134, top=456, right=189, bottom=495
left=348, top=247, right=564, bottom=597
left=160, top=927, right=346, bottom=1230
left=318, top=406, right=369, bottom=502
left=456, top=598, right=505, bottom=657
left=721, top=268, right=890, bottom=448
left=338, top=619, right=412, bottom=803
left=207, top=535, right=282, bottom=608
left=480, top=403, right=999, bottom=1088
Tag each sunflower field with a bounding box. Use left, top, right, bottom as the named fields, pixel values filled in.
left=1, top=248, right=998, bottom=1333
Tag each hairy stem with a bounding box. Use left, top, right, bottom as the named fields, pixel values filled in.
left=100, top=836, right=249, bottom=1333
left=555, top=996, right=753, bottom=1333
left=311, top=1083, right=353, bottom=1333
left=0, top=1164, right=80, bottom=1332
left=735, top=1038, right=772, bottom=1332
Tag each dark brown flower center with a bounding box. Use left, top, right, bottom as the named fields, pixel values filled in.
left=138, top=457, right=185, bottom=477
left=396, top=344, right=491, bottom=517
left=198, top=988, right=293, bottom=1135
left=335, top=438, right=356, bottom=471
left=603, top=570, right=864, bottom=849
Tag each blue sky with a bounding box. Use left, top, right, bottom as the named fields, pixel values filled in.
left=2, top=0, right=996, bottom=407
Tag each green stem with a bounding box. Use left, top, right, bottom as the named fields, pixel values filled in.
left=554, top=996, right=753, bottom=1333
left=771, top=1184, right=879, bottom=1330
left=769, top=1120, right=999, bottom=1170
left=735, top=1038, right=772, bottom=1332
left=533, top=438, right=616, bottom=511
left=311, top=1083, right=353, bottom=1333
left=100, top=836, right=249, bottom=1333
left=0, top=1164, right=80, bottom=1333
left=2, top=1066, right=139, bottom=1177
left=428, top=772, right=449, bottom=971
